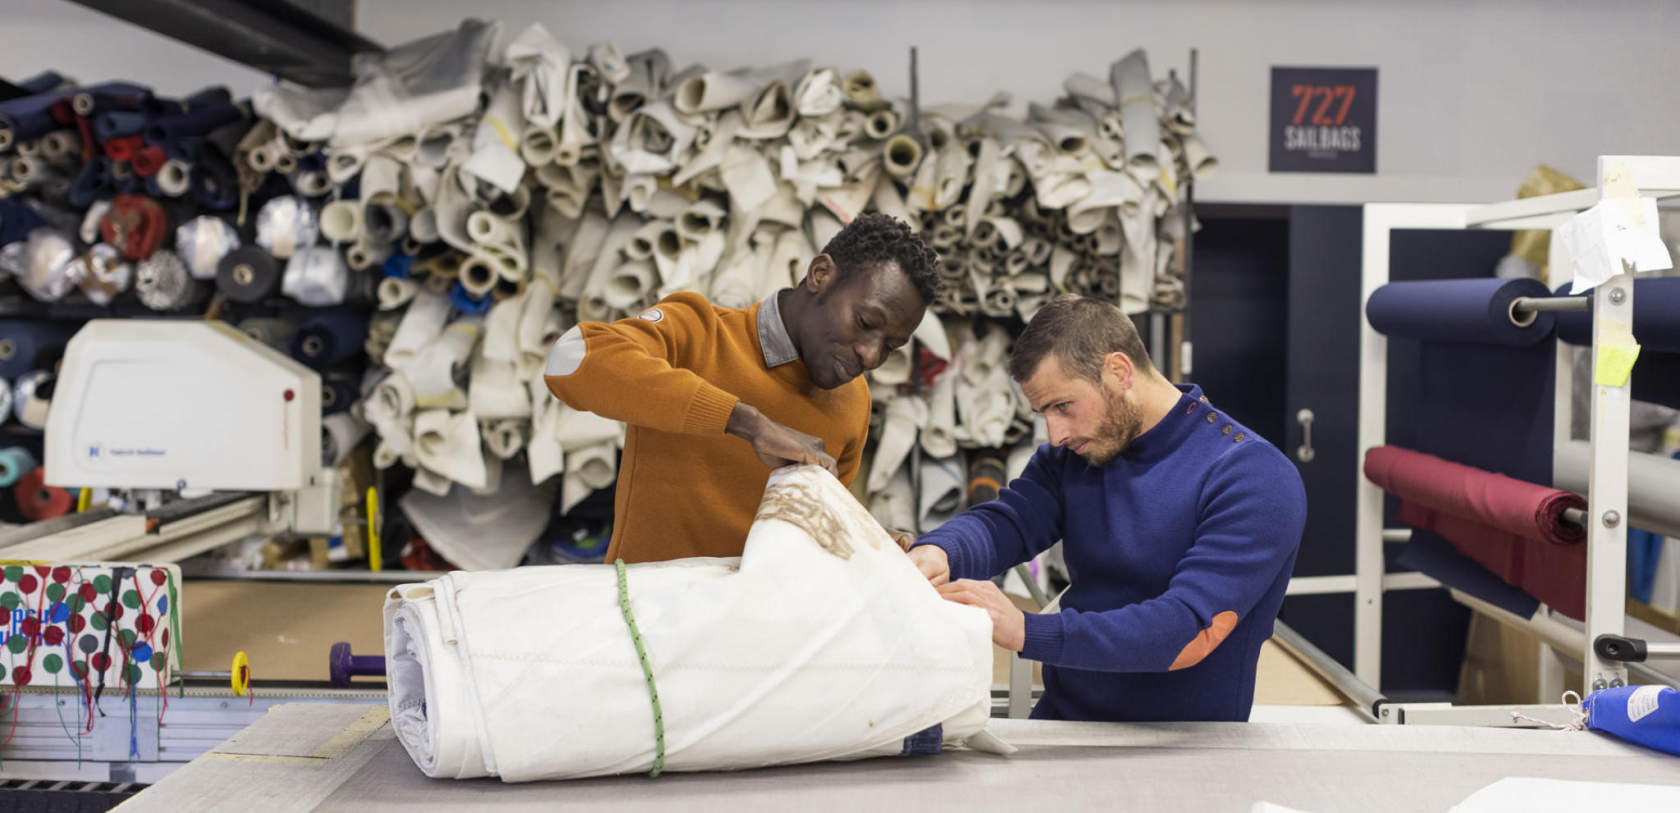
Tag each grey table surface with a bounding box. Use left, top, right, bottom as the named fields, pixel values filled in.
left=117, top=703, right=1680, bottom=813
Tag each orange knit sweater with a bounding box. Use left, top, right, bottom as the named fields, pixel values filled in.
left=544, top=292, right=870, bottom=563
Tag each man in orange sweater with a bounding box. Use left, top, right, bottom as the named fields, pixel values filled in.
left=543, top=213, right=939, bottom=563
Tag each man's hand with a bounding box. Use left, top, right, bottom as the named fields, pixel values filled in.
left=907, top=544, right=950, bottom=587
left=727, top=403, right=837, bottom=476
left=938, top=579, right=1026, bottom=652
left=887, top=528, right=916, bottom=552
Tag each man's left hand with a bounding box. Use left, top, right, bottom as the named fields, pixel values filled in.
left=938, top=579, right=1025, bottom=652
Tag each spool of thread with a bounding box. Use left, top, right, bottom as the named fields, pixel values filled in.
left=135, top=250, right=202, bottom=311
left=13, top=369, right=52, bottom=430
left=215, top=246, right=282, bottom=303
left=100, top=194, right=169, bottom=261
left=0, top=447, right=38, bottom=488
left=238, top=317, right=298, bottom=351
left=14, top=467, right=71, bottom=521
left=289, top=311, right=369, bottom=370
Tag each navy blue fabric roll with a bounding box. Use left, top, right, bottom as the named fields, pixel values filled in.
left=1630, top=352, right=1680, bottom=409
left=289, top=311, right=369, bottom=370
left=0, top=199, right=48, bottom=247
left=18, top=72, right=66, bottom=95
left=1367, top=278, right=1556, bottom=346
left=0, top=90, right=66, bottom=143
left=1553, top=278, right=1680, bottom=354
left=0, top=321, right=78, bottom=380
left=145, top=101, right=244, bottom=145
left=95, top=110, right=149, bottom=140
left=165, top=137, right=201, bottom=163
left=68, top=157, right=113, bottom=208
left=320, top=372, right=359, bottom=415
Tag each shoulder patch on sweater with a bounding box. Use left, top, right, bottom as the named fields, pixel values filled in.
left=638, top=308, right=664, bottom=323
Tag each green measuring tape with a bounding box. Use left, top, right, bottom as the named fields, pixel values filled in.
left=615, top=558, right=665, bottom=777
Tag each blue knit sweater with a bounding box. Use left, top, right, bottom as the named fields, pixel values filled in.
left=916, top=384, right=1307, bottom=722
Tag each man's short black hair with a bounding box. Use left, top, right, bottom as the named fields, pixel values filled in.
left=1008, top=294, right=1155, bottom=383
left=819, top=213, right=940, bottom=305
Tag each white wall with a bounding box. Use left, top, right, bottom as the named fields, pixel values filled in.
left=7, top=0, right=1679, bottom=205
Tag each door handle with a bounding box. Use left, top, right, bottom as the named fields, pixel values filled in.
left=1296, top=408, right=1316, bottom=463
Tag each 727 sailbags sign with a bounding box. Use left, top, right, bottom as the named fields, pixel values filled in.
left=1269, top=67, right=1378, bottom=174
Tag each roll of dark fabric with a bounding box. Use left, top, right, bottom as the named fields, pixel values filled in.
left=131, top=145, right=167, bottom=177
left=1366, top=278, right=1556, bottom=347
left=320, top=372, right=359, bottom=415
left=95, top=110, right=149, bottom=140
left=145, top=101, right=244, bottom=145
left=67, top=156, right=113, bottom=209
left=2, top=83, right=138, bottom=145
left=290, top=311, right=369, bottom=369
left=237, top=317, right=299, bottom=351
left=1552, top=278, right=1680, bottom=354
left=68, top=82, right=153, bottom=118
left=0, top=198, right=48, bottom=247
left=215, top=246, right=283, bottom=303
left=192, top=151, right=241, bottom=211
left=1630, top=352, right=1680, bottom=410
left=165, top=136, right=201, bottom=163
left=0, top=320, right=76, bottom=379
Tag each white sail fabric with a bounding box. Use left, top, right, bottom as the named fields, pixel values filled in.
left=384, top=465, right=998, bottom=782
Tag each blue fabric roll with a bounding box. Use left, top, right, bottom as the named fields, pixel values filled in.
left=1367, top=278, right=1556, bottom=347
left=68, top=156, right=113, bottom=209
left=1553, top=278, right=1680, bottom=354
left=383, top=253, right=416, bottom=279
left=18, top=72, right=66, bottom=95
left=289, top=311, right=369, bottom=370
left=0, top=321, right=78, bottom=379
left=165, top=136, right=201, bottom=163
left=1630, top=352, right=1680, bottom=410
left=1585, top=685, right=1680, bottom=756
left=450, top=282, right=493, bottom=315
left=145, top=101, right=244, bottom=145
left=320, top=372, right=359, bottom=415
left=0, top=199, right=48, bottom=247
left=0, top=82, right=148, bottom=142
left=192, top=155, right=240, bottom=211
left=95, top=110, right=149, bottom=140
left=898, top=725, right=943, bottom=756
left=0, top=447, right=38, bottom=489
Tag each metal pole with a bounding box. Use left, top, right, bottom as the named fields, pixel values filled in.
left=1511, top=295, right=1592, bottom=315
left=1272, top=620, right=1384, bottom=721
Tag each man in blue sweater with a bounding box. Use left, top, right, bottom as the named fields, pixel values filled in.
left=908, top=295, right=1307, bottom=722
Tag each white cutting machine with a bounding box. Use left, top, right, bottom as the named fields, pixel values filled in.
left=0, top=319, right=340, bottom=562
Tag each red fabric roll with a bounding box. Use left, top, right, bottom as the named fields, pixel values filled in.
left=103, top=135, right=144, bottom=162
left=131, top=145, right=167, bottom=177
left=1364, top=445, right=1588, bottom=619
left=14, top=468, right=72, bottom=522
left=100, top=194, right=168, bottom=261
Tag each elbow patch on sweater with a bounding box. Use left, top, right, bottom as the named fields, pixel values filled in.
left=1169, top=611, right=1239, bottom=671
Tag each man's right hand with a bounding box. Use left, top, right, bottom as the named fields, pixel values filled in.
left=727, top=403, right=837, bottom=476
left=907, top=544, right=950, bottom=587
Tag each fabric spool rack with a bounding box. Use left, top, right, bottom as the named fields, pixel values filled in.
left=1337, top=155, right=1680, bottom=727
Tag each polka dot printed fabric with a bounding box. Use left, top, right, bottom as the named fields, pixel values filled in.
left=0, top=563, right=180, bottom=688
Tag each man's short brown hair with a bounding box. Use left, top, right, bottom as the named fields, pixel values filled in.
left=1008, top=294, right=1154, bottom=383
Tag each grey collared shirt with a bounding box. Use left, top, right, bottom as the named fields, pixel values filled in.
left=756, top=289, right=798, bottom=368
